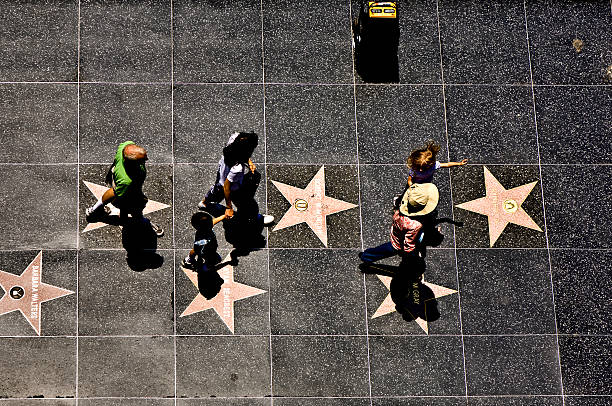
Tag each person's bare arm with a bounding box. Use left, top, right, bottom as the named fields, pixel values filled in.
left=223, top=179, right=234, bottom=218
left=439, top=159, right=468, bottom=168
left=212, top=213, right=227, bottom=226
left=407, top=175, right=413, bottom=187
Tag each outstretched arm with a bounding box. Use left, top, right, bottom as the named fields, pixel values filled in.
left=212, top=213, right=227, bottom=226
left=439, top=159, right=468, bottom=168
left=223, top=179, right=234, bottom=218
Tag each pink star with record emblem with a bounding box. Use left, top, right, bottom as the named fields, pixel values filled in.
left=455, top=166, right=543, bottom=247
left=82, top=181, right=170, bottom=233
left=271, top=166, right=358, bottom=247
left=0, top=251, right=74, bottom=335
left=180, top=254, right=266, bottom=333
left=372, top=274, right=457, bottom=334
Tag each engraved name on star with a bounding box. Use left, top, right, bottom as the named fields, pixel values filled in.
left=0, top=251, right=74, bottom=335
left=180, top=255, right=266, bottom=333
left=455, top=166, right=543, bottom=247
left=82, top=181, right=170, bottom=233
left=271, top=166, right=358, bottom=247
left=372, top=274, right=457, bottom=334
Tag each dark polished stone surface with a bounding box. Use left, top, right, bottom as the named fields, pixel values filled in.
left=0, top=0, right=609, bottom=402
left=79, top=0, right=171, bottom=82
left=438, top=0, right=530, bottom=84
left=173, top=0, right=263, bottom=84
left=526, top=0, right=612, bottom=85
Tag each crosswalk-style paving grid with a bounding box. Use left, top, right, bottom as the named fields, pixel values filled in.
left=0, top=0, right=610, bottom=404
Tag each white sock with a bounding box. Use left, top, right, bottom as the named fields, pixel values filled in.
left=91, top=200, right=104, bottom=211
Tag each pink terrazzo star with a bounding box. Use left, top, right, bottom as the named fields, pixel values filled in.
left=180, top=255, right=266, bottom=334
left=0, top=252, right=74, bottom=335
left=82, top=181, right=170, bottom=233
left=372, top=274, right=457, bottom=334
left=271, top=166, right=358, bottom=247
left=455, top=166, right=543, bottom=247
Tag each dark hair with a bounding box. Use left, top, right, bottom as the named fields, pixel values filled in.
left=191, top=212, right=213, bottom=231
left=407, top=140, right=441, bottom=171
left=223, top=132, right=258, bottom=167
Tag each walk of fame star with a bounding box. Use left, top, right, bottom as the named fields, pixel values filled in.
left=455, top=166, right=543, bottom=247
left=372, top=274, right=456, bottom=334
left=82, top=181, right=170, bottom=233
left=0, top=252, right=74, bottom=335
left=180, top=255, right=266, bottom=333
left=271, top=166, right=358, bottom=247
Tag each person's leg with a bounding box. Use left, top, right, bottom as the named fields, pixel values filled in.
left=359, top=242, right=399, bottom=263
left=85, top=187, right=114, bottom=221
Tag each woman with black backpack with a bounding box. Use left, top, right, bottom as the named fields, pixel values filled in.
left=198, top=131, right=274, bottom=226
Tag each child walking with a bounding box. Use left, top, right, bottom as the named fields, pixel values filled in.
left=406, top=140, right=468, bottom=186
left=182, top=211, right=226, bottom=272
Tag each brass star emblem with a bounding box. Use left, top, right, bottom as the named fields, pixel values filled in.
left=455, top=166, right=543, bottom=247
left=271, top=166, right=358, bottom=247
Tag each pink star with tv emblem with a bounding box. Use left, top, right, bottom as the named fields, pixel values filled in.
left=271, top=166, right=358, bottom=247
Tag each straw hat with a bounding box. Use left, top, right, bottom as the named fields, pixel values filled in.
left=399, top=183, right=439, bottom=216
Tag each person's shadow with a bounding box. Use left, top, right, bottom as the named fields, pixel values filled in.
left=121, top=217, right=164, bottom=272
left=360, top=255, right=440, bottom=324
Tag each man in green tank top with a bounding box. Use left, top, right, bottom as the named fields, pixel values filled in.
left=85, top=141, right=163, bottom=237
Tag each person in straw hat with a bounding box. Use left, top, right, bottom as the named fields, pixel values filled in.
left=359, top=183, right=439, bottom=263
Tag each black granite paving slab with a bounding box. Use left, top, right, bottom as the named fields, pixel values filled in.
left=355, top=85, right=446, bottom=164
left=78, top=336, right=175, bottom=398
left=365, top=249, right=460, bottom=335
left=79, top=164, right=173, bottom=250
left=526, top=0, right=612, bottom=85
left=457, top=249, right=555, bottom=335
left=559, top=336, right=612, bottom=396
left=269, top=249, right=366, bottom=335
left=452, top=165, right=546, bottom=248
left=369, top=336, right=465, bottom=396
left=176, top=336, right=271, bottom=398
left=0, top=165, right=77, bottom=250
left=179, top=400, right=270, bottom=406
left=467, top=398, right=563, bottom=406
left=0, top=337, right=76, bottom=398
left=438, top=0, right=530, bottom=84
left=534, top=86, right=612, bottom=164
left=373, top=399, right=465, bottom=406
left=351, top=0, right=441, bottom=84
left=0, top=0, right=78, bottom=82
left=463, top=335, right=562, bottom=396
left=173, top=84, right=265, bottom=164
left=264, top=85, right=356, bottom=164
left=78, top=249, right=173, bottom=336
left=271, top=336, right=370, bottom=397
left=541, top=165, right=612, bottom=249
left=80, top=401, right=174, bottom=406
left=79, top=0, right=171, bottom=83
left=0, top=250, right=76, bottom=336
left=174, top=164, right=268, bottom=251
left=267, top=164, right=361, bottom=248
left=445, top=85, right=538, bottom=164
left=275, top=399, right=369, bottom=406
left=175, top=249, right=269, bottom=335
left=0, top=84, right=77, bottom=164
left=173, top=0, right=263, bottom=84
left=564, top=396, right=612, bottom=406
left=0, top=401, right=76, bottom=406
left=359, top=164, right=455, bottom=249
left=262, top=0, right=353, bottom=84
left=550, top=249, right=612, bottom=335
left=79, top=84, right=173, bottom=164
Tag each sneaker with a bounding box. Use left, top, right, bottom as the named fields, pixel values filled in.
left=181, top=256, right=195, bottom=269
left=197, top=200, right=207, bottom=210
left=85, top=205, right=110, bottom=222
left=150, top=222, right=164, bottom=237
left=262, top=215, right=275, bottom=226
